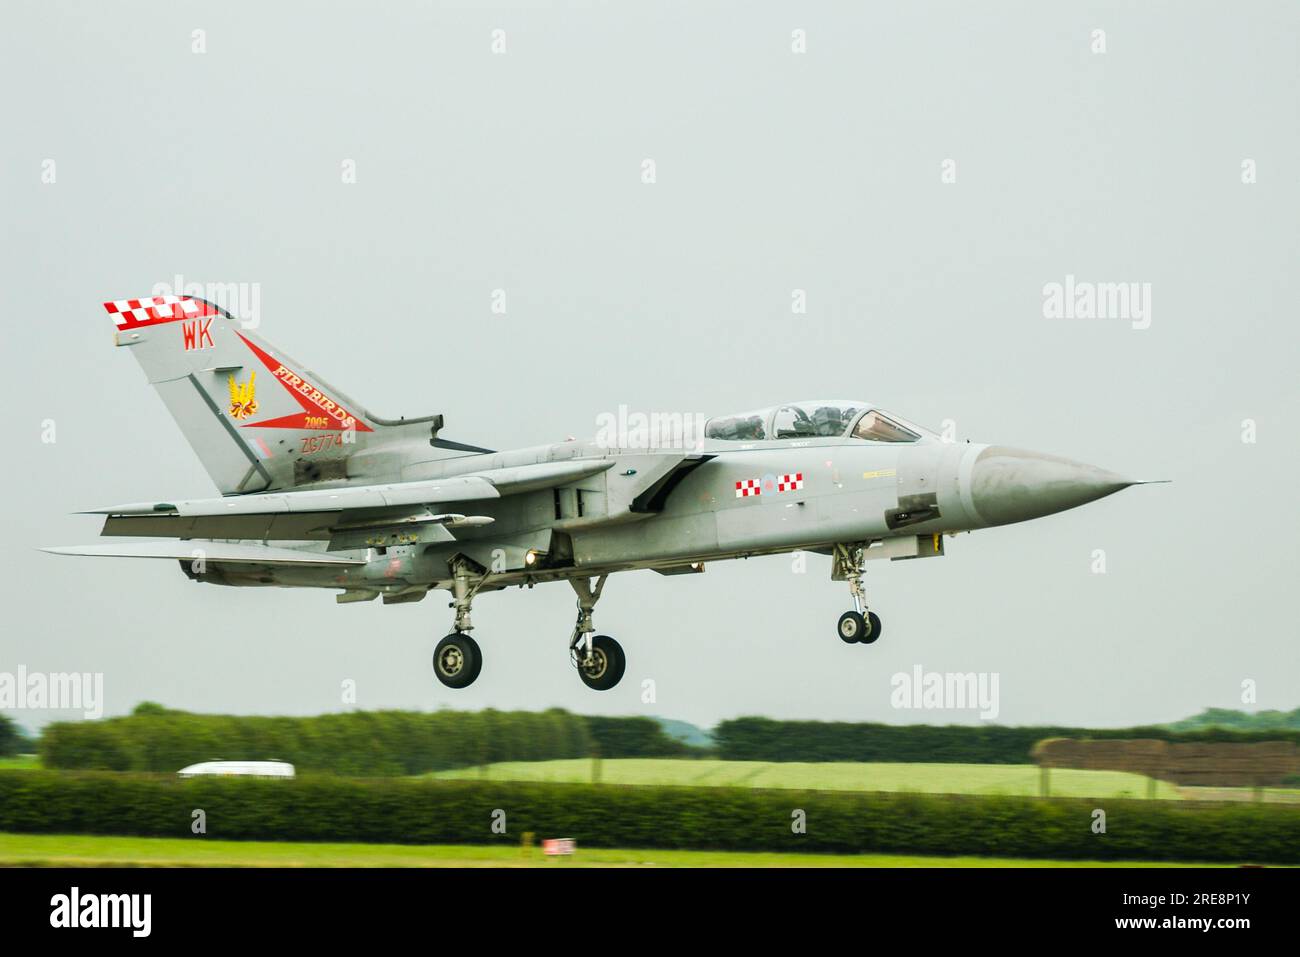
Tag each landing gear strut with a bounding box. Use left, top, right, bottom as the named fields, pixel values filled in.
left=568, top=575, right=625, bottom=691
left=833, top=544, right=882, bottom=645
left=433, top=559, right=488, bottom=689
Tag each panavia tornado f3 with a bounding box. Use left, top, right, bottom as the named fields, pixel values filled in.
left=46, top=295, right=1163, bottom=691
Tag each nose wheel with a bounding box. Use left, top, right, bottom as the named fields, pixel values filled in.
left=837, top=610, right=882, bottom=644
left=833, top=543, right=883, bottom=646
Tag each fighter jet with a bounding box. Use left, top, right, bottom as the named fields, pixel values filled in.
left=46, top=295, right=1160, bottom=691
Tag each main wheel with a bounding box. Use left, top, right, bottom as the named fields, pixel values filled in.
left=861, top=612, right=883, bottom=645
left=433, top=632, right=482, bottom=688
left=837, top=611, right=866, bottom=644
left=577, top=635, right=625, bottom=691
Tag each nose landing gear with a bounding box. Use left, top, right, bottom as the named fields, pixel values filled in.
left=833, top=544, right=883, bottom=645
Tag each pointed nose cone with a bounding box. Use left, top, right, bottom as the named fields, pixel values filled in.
left=970, top=446, right=1136, bottom=527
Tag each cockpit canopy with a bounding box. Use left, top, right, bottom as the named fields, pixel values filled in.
left=703, top=400, right=925, bottom=443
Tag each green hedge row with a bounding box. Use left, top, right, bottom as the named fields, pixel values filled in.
left=37, top=709, right=690, bottom=774
left=714, top=717, right=1300, bottom=764
left=2, top=771, right=1296, bottom=863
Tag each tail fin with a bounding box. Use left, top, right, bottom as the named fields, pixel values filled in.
left=104, top=295, right=437, bottom=494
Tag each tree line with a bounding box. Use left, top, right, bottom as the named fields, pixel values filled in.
left=712, top=717, right=1300, bottom=764
left=28, top=706, right=1300, bottom=773
left=38, top=705, right=687, bottom=774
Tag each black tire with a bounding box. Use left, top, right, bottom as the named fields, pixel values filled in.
left=837, top=611, right=865, bottom=644
left=465, top=638, right=484, bottom=684
left=433, top=632, right=481, bottom=688
left=861, top=611, right=883, bottom=645
left=577, top=635, right=625, bottom=691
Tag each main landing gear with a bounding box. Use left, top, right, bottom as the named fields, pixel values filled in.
left=833, top=544, right=883, bottom=646
left=433, top=559, right=488, bottom=689
left=430, top=562, right=627, bottom=692
left=568, top=575, right=625, bottom=691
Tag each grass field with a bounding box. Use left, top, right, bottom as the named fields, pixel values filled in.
left=7, top=754, right=1294, bottom=802
left=430, top=758, right=1186, bottom=799
left=0, top=833, right=1221, bottom=868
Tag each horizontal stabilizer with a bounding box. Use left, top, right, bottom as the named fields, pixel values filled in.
left=41, top=542, right=365, bottom=566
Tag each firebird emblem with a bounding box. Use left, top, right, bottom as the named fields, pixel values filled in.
left=227, top=372, right=258, bottom=420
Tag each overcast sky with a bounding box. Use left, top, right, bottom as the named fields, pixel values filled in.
left=3, top=1, right=1296, bottom=733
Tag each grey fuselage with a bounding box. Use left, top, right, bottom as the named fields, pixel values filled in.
left=190, top=428, right=1133, bottom=603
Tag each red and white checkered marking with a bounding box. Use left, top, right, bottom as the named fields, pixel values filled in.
left=103, top=296, right=220, bottom=329
left=736, top=473, right=804, bottom=498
